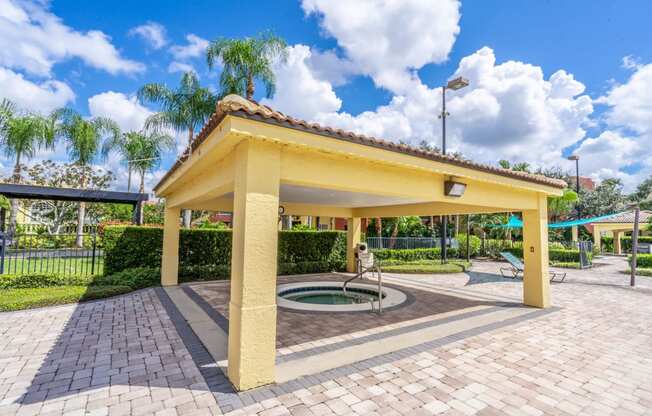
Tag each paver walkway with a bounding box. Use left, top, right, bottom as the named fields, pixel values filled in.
left=1, top=256, right=652, bottom=415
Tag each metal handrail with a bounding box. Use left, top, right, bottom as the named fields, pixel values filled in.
left=343, top=259, right=383, bottom=314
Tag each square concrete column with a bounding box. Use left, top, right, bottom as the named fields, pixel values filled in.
left=593, top=226, right=601, bottom=253
left=161, top=206, right=180, bottom=286
left=522, top=194, right=550, bottom=308
left=346, top=218, right=361, bottom=272
left=571, top=225, right=579, bottom=242
left=614, top=231, right=623, bottom=254
left=228, top=141, right=280, bottom=391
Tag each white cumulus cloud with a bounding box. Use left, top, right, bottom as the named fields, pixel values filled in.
left=261, top=45, right=342, bottom=121
left=302, top=0, right=461, bottom=93
left=0, top=0, right=144, bottom=76
left=129, top=21, right=167, bottom=49
left=167, top=61, right=195, bottom=74
left=88, top=91, right=153, bottom=133
left=0, top=67, right=75, bottom=113
left=170, top=34, right=209, bottom=60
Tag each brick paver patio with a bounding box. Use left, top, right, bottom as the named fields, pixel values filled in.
left=2, top=256, right=652, bottom=415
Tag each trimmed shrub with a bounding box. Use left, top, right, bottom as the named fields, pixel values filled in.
left=456, top=234, right=481, bottom=257
left=102, top=226, right=347, bottom=277
left=503, top=247, right=592, bottom=263
left=631, top=254, right=652, bottom=268
left=371, top=247, right=459, bottom=262
left=0, top=273, right=92, bottom=289
left=92, top=267, right=161, bottom=289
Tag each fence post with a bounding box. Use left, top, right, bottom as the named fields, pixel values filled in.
left=91, top=232, right=97, bottom=275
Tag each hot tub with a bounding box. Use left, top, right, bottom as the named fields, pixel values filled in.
left=277, top=281, right=407, bottom=312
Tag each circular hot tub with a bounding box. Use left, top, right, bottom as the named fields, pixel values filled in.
left=277, top=281, right=407, bottom=312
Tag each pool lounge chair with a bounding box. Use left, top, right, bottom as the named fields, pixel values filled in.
left=499, top=251, right=566, bottom=282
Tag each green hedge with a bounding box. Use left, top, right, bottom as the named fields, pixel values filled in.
left=630, top=254, right=652, bottom=268
left=602, top=236, right=652, bottom=252
left=504, top=247, right=592, bottom=263
left=103, top=226, right=346, bottom=276
left=371, top=247, right=462, bottom=262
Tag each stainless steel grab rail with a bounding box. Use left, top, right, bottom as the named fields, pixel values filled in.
left=343, top=259, right=383, bottom=314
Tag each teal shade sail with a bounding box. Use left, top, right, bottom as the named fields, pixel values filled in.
left=498, top=212, right=622, bottom=229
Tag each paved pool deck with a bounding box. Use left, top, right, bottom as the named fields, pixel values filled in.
left=1, top=256, right=651, bottom=415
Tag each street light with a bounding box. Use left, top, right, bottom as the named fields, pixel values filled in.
left=629, top=203, right=641, bottom=286
left=439, top=76, right=469, bottom=263
left=567, top=154, right=580, bottom=218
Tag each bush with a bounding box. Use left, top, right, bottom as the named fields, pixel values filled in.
left=93, top=267, right=161, bottom=289
left=0, top=273, right=92, bottom=289
left=456, top=234, right=481, bottom=257
left=631, top=254, right=652, bottom=268
left=503, top=247, right=592, bottom=263
left=102, top=226, right=347, bottom=276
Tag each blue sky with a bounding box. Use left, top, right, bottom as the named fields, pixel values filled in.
left=2, top=0, right=652, bottom=192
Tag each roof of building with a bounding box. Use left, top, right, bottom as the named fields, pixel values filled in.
left=0, top=183, right=148, bottom=204
left=591, top=210, right=652, bottom=224
left=154, top=95, right=567, bottom=191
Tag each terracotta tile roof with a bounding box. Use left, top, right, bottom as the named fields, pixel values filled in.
left=154, top=95, right=567, bottom=192
left=592, top=210, right=652, bottom=224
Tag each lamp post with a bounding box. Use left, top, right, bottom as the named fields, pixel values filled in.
left=630, top=204, right=640, bottom=286
left=567, top=155, right=580, bottom=218
left=439, top=76, right=469, bottom=264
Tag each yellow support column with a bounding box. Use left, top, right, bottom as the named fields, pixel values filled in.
left=614, top=231, right=622, bottom=255
left=346, top=218, right=361, bottom=272
left=228, top=141, right=280, bottom=391
left=522, top=194, right=550, bottom=308
left=571, top=225, right=579, bottom=242
left=593, top=226, right=601, bottom=253
left=161, top=206, right=180, bottom=286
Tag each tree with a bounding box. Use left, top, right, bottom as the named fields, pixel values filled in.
left=548, top=188, right=579, bottom=222
left=130, top=131, right=175, bottom=193
left=24, top=161, right=114, bottom=234
left=0, top=100, right=57, bottom=234
left=498, top=159, right=531, bottom=172
left=55, top=108, right=120, bottom=246
left=579, top=178, right=627, bottom=217
left=630, top=176, right=652, bottom=210
left=206, top=32, right=288, bottom=100
left=138, top=72, right=217, bottom=228
left=103, top=131, right=174, bottom=192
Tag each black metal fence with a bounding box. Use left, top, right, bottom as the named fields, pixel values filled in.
left=0, top=233, right=102, bottom=276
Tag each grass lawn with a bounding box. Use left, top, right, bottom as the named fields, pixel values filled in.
left=550, top=261, right=582, bottom=269
left=623, top=268, right=652, bottom=277
left=0, top=285, right=133, bottom=312
left=381, top=260, right=471, bottom=274
left=1, top=257, right=104, bottom=276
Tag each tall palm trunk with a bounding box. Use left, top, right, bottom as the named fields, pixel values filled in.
left=388, top=220, right=399, bottom=249
left=139, top=171, right=145, bottom=193
left=246, top=73, right=254, bottom=100
left=182, top=126, right=195, bottom=228
left=127, top=164, right=132, bottom=192
left=76, top=173, right=86, bottom=248
left=375, top=217, right=382, bottom=248
left=8, top=155, right=22, bottom=237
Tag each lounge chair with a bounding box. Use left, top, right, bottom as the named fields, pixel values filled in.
left=499, top=251, right=566, bottom=282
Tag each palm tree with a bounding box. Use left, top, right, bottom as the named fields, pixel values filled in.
left=55, top=108, right=120, bottom=246
left=0, top=101, right=57, bottom=234
left=138, top=71, right=217, bottom=227
left=103, top=131, right=143, bottom=191
left=107, top=131, right=174, bottom=193
left=206, top=32, right=288, bottom=100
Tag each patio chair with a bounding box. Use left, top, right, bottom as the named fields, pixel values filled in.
left=499, top=251, right=566, bottom=283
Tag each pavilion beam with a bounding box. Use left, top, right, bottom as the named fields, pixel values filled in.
left=353, top=203, right=513, bottom=218
left=164, top=157, right=235, bottom=209
left=522, top=193, right=550, bottom=308
left=228, top=140, right=280, bottom=391
left=279, top=203, right=353, bottom=218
